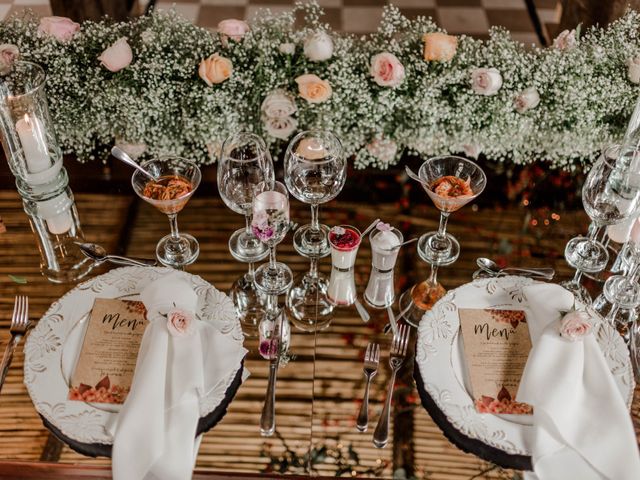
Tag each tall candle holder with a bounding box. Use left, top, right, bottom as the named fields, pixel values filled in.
left=1, top=61, right=93, bottom=283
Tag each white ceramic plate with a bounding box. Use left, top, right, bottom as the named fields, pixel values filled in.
left=415, top=276, right=634, bottom=456
left=24, top=266, right=244, bottom=445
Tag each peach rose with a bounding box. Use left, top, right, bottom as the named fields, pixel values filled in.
left=370, top=52, right=405, bottom=88
left=422, top=32, right=458, bottom=62
left=98, top=37, right=133, bottom=73
left=559, top=310, right=592, bottom=341
left=199, top=53, right=233, bottom=86
left=264, top=115, right=297, bottom=140
left=217, top=19, right=249, bottom=46
left=38, top=16, right=80, bottom=43
left=0, top=44, right=19, bottom=75
left=295, top=74, right=332, bottom=103
left=166, top=308, right=194, bottom=337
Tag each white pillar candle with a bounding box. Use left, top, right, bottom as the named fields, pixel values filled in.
left=37, top=192, right=73, bottom=235
left=16, top=114, right=50, bottom=174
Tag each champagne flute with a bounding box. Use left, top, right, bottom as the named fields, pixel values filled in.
left=132, top=156, right=201, bottom=268
left=285, top=130, right=346, bottom=258
left=218, top=132, right=274, bottom=262
left=252, top=182, right=293, bottom=295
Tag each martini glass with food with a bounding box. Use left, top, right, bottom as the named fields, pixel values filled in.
left=132, top=156, right=201, bottom=268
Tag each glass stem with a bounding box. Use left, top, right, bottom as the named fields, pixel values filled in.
left=571, top=269, right=583, bottom=285
left=168, top=214, right=180, bottom=241
left=268, top=245, right=277, bottom=271
left=244, top=213, right=252, bottom=235
left=587, top=223, right=600, bottom=241
left=247, top=261, right=255, bottom=279
left=310, top=204, right=320, bottom=233
left=437, top=212, right=450, bottom=239
left=428, top=264, right=439, bottom=286
left=309, top=257, right=318, bottom=279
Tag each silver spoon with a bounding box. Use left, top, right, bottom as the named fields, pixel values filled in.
left=76, top=242, right=158, bottom=267
left=111, top=146, right=158, bottom=181
left=405, top=166, right=427, bottom=185
left=383, top=237, right=418, bottom=251
left=361, top=218, right=381, bottom=238
left=476, top=257, right=555, bottom=280
left=354, top=299, right=370, bottom=323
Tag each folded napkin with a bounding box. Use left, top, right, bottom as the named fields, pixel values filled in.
left=518, top=283, right=640, bottom=480
left=111, top=272, right=247, bottom=480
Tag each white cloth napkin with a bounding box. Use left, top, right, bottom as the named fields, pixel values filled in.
left=111, top=272, right=247, bottom=480
left=518, top=283, right=640, bottom=480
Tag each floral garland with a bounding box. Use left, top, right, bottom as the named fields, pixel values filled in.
left=1, top=3, right=640, bottom=170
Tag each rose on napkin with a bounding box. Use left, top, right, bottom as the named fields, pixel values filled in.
left=559, top=310, right=592, bottom=341
left=166, top=308, right=194, bottom=337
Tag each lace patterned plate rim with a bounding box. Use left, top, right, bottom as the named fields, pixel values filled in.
left=415, top=276, right=634, bottom=457
left=23, top=266, right=245, bottom=446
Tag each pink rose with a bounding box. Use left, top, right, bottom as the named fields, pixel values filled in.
left=99, top=37, right=133, bottom=72
left=38, top=16, right=80, bottom=43
left=166, top=308, right=194, bottom=337
left=217, top=19, right=249, bottom=46
left=471, top=67, right=502, bottom=96
left=514, top=87, right=540, bottom=113
left=370, top=52, right=405, bottom=88
left=628, top=56, right=640, bottom=84
left=553, top=29, right=576, bottom=51
left=366, top=137, right=398, bottom=164
left=462, top=143, right=482, bottom=160
left=0, top=44, right=19, bottom=75
left=559, top=310, right=592, bottom=341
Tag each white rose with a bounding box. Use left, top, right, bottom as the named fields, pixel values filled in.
left=261, top=89, right=297, bottom=118
left=303, top=31, right=333, bottom=62
left=366, top=137, right=398, bottom=164
left=470, top=67, right=502, bottom=96
left=462, top=143, right=482, bottom=159
left=628, top=57, right=640, bottom=84
left=514, top=87, right=540, bottom=113
left=114, top=138, right=146, bottom=159
left=553, top=29, right=576, bottom=51
left=264, top=115, right=297, bottom=140
left=279, top=42, right=295, bottom=55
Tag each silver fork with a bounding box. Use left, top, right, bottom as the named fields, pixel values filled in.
left=373, top=324, right=410, bottom=448
left=0, top=296, right=29, bottom=394
left=356, top=343, right=380, bottom=432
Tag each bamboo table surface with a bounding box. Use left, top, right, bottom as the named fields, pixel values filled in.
left=0, top=188, right=638, bottom=480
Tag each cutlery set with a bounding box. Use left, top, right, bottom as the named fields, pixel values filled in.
left=357, top=324, right=410, bottom=449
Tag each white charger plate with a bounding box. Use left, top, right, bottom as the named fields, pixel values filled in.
left=415, top=276, right=634, bottom=457
left=24, top=266, right=244, bottom=446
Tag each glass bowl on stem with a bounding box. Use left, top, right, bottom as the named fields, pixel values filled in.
left=132, top=156, right=201, bottom=268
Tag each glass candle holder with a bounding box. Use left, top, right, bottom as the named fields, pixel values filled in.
left=0, top=61, right=62, bottom=188
left=18, top=170, right=94, bottom=283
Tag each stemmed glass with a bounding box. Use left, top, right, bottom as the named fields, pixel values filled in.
left=132, top=156, right=201, bottom=268
left=252, top=182, right=293, bottom=295
left=416, top=156, right=487, bottom=266
left=563, top=145, right=640, bottom=300
left=218, top=132, right=274, bottom=262
left=286, top=257, right=334, bottom=332
left=285, top=130, right=347, bottom=258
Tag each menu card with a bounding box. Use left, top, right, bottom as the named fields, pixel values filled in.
left=68, top=298, right=148, bottom=404
left=459, top=308, right=533, bottom=414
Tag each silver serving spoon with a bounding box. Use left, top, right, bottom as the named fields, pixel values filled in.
left=111, top=146, right=158, bottom=181
left=76, top=242, right=158, bottom=267
left=476, top=257, right=555, bottom=280
left=405, top=166, right=427, bottom=185
left=361, top=218, right=381, bottom=238
left=383, top=237, right=418, bottom=251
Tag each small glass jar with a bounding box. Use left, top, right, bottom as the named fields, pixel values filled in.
left=0, top=61, right=62, bottom=188
left=327, top=267, right=357, bottom=307
left=365, top=227, right=403, bottom=308
left=19, top=171, right=94, bottom=283
left=328, top=225, right=361, bottom=270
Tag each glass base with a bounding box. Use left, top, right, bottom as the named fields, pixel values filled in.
left=230, top=272, right=267, bottom=338
left=564, top=236, right=608, bottom=274
left=293, top=224, right=330, bottom=258
left=286, top=272, right=334, bottom=332
left=398, top=281, right=447, bottom=328
left=604, top=275, right=640, bottom=309
left=229, top=227, right=269, bottom=263
left=254, top=261, right=294, bottom=295
left=417, top=232, right=460, bottom=266
left=156, top=232, right=199, bottom=268
left=559, top=278, right=592, bottom=305
left=43, top=256, right=96, bottom=284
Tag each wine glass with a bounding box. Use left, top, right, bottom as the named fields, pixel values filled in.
left=416, top=156, right=487, bottom=266
left=285, top=130, right=347, bottom=258
left=218, top=132, right=274, bottom=262
left=132, top=156, right=201, bottom=268
left=252, top=181, right=293, bottom=295
left=286, top=257, right=334, bottom=332
left=565, top=145, right=640, bottom=276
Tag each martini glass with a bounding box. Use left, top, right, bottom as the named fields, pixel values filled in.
left=417, top=156, right=487, bottom=266
left=285, top=130, right=346, bottom=258
left=132, top=156, right=201, bottom=268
